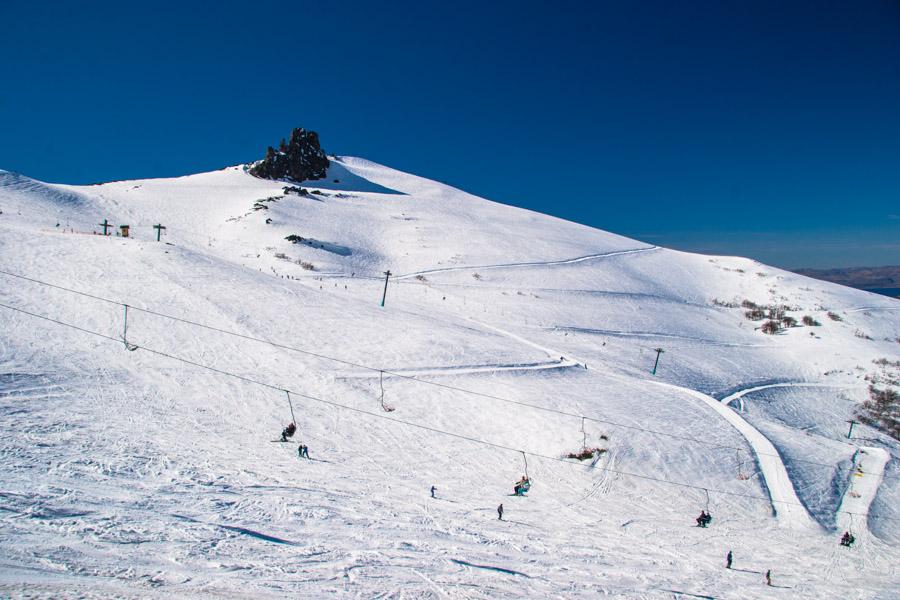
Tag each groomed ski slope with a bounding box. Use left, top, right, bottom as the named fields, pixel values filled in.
left=1, top=158, right=899, bottom=598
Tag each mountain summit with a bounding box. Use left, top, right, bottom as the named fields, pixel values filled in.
left=249, top=127, right=329, bottom=182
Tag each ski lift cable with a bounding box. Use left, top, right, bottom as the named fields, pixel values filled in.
left=0, top=269, right=889, bottom=481
left=2, top=300, right=898, bottom=524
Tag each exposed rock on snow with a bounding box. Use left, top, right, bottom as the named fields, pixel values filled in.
left=249, top=127, right=329, bottom=182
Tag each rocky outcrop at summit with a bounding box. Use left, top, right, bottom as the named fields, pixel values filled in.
left=249, top=127, right=329, bottom=182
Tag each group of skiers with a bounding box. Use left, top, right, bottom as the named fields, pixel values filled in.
left=695, top=510, right=712, bottom=528
left=725, top=551, right=774, bottom=586
left=279, top=419, right=856, bottom=591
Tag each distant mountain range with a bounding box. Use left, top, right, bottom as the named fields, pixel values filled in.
left=793, top=265, right=900, bottom=295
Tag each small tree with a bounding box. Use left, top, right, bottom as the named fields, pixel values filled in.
left=802, top=315, right=820, bottom=326
left=782, top=316, right=798, bottom=328
left=827, top=311, right=843, bottom=321
left=761, top=320, right=782, bottom=334
left=745, top=308, right=766, bottom=321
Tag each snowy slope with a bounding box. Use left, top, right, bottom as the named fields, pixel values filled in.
left=0, top=159, right=898, bottom=599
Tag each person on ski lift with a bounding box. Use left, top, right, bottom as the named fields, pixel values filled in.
left=696, top=511, right=711, bottom=528
left=281, top=422, right=296, bottom=442
left=840, top=532, right=855, bottom=547
left=514, top=476, right=530, bottom=495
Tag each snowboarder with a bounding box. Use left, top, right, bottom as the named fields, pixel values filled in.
left=498, top=504, right=504, bottom=520
left=765, top=570, right=772, bottom=586
left=281, top=422, right=296, bottom=442
left=726, top=550, right=733, bottom=569
left=430, top=486, right=436, bottom=498
left=840, top=532, right=855, bottom=547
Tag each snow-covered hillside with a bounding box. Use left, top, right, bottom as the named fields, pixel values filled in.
left=1, top=158, right=898, bottom=598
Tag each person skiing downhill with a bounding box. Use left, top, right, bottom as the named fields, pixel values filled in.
left=726, top=550, right=733, bottom=569
left=298, top=444, right=309, bottom=459
left=497, top=504, right=504, bottom=520
left=430, top=486, right=436, bottom=498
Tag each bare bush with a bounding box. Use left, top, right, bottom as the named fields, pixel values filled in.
left=856, top=385, right=900, bottom=440
left=761, top=320, right=782, bottom=334
left=827, top=311, right=842, bottom=321
left=802, top=315, right=820, bottom=326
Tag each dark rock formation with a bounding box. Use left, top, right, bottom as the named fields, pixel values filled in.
left=249, top=127, right=329, bottom=182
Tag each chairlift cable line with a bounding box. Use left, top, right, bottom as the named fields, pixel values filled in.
left=0, top=268, right=890, bottom=480
left=1, top=299, right=898, bottom=524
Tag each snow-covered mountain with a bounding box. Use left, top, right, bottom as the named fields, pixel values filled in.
left=1, top=157, right=898, bottom=598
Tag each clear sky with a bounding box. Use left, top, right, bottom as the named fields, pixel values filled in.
left=1, top=0, right=898, bottom=269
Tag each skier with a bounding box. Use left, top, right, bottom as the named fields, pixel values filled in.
left=765, top=570, right=772, bottom=586
left=703, top=512, right=713, bottom=527
left=726, top=550, right=733, bottom=569
left=840, top=532, right=855, bottom=547
left=498, top=504, right=504, bottom=520
left=430, top=486, right=436, bottom=498
left=300, top=444, right=310, bottom=459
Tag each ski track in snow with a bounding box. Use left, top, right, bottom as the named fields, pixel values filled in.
left=835, top=447, right=889, bottom=534
left=392, top=246, right=659, bottom=280
left=338, top=357, right=580, bottom=380
left=720, top=382, right=856, bottom=413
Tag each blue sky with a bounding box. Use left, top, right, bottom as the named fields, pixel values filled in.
left=1, top=0, right=898, bottom=268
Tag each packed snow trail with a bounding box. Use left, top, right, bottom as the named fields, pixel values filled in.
left=720, top=382, right=855, bottom=412
left=644, top=379, right=818, bottom=530
left=836, top=447, right=890, bottom=534
left=339, top=357, right=580, bottom=379
left=392, top=246, right=658, bottom=280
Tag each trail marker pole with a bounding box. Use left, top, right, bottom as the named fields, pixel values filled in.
left=380, top=270, right=392, bottom=307
left=153, top=223, right=166, bottom=241
left=651, top=347, right=665, bottom=375
left=846, top=420, right=858, bottom=439
left=99, top=219, right=111, bottom=235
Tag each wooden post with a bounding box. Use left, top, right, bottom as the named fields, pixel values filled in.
left=153, top=223, right=166, bottom=241
left=651, top=347, right=665, bottom=375
left=98, top=219, right=111, bottom=235
left=380, top=270, right=392, bottom=307
left=846, top=420, right=858, bottom=439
